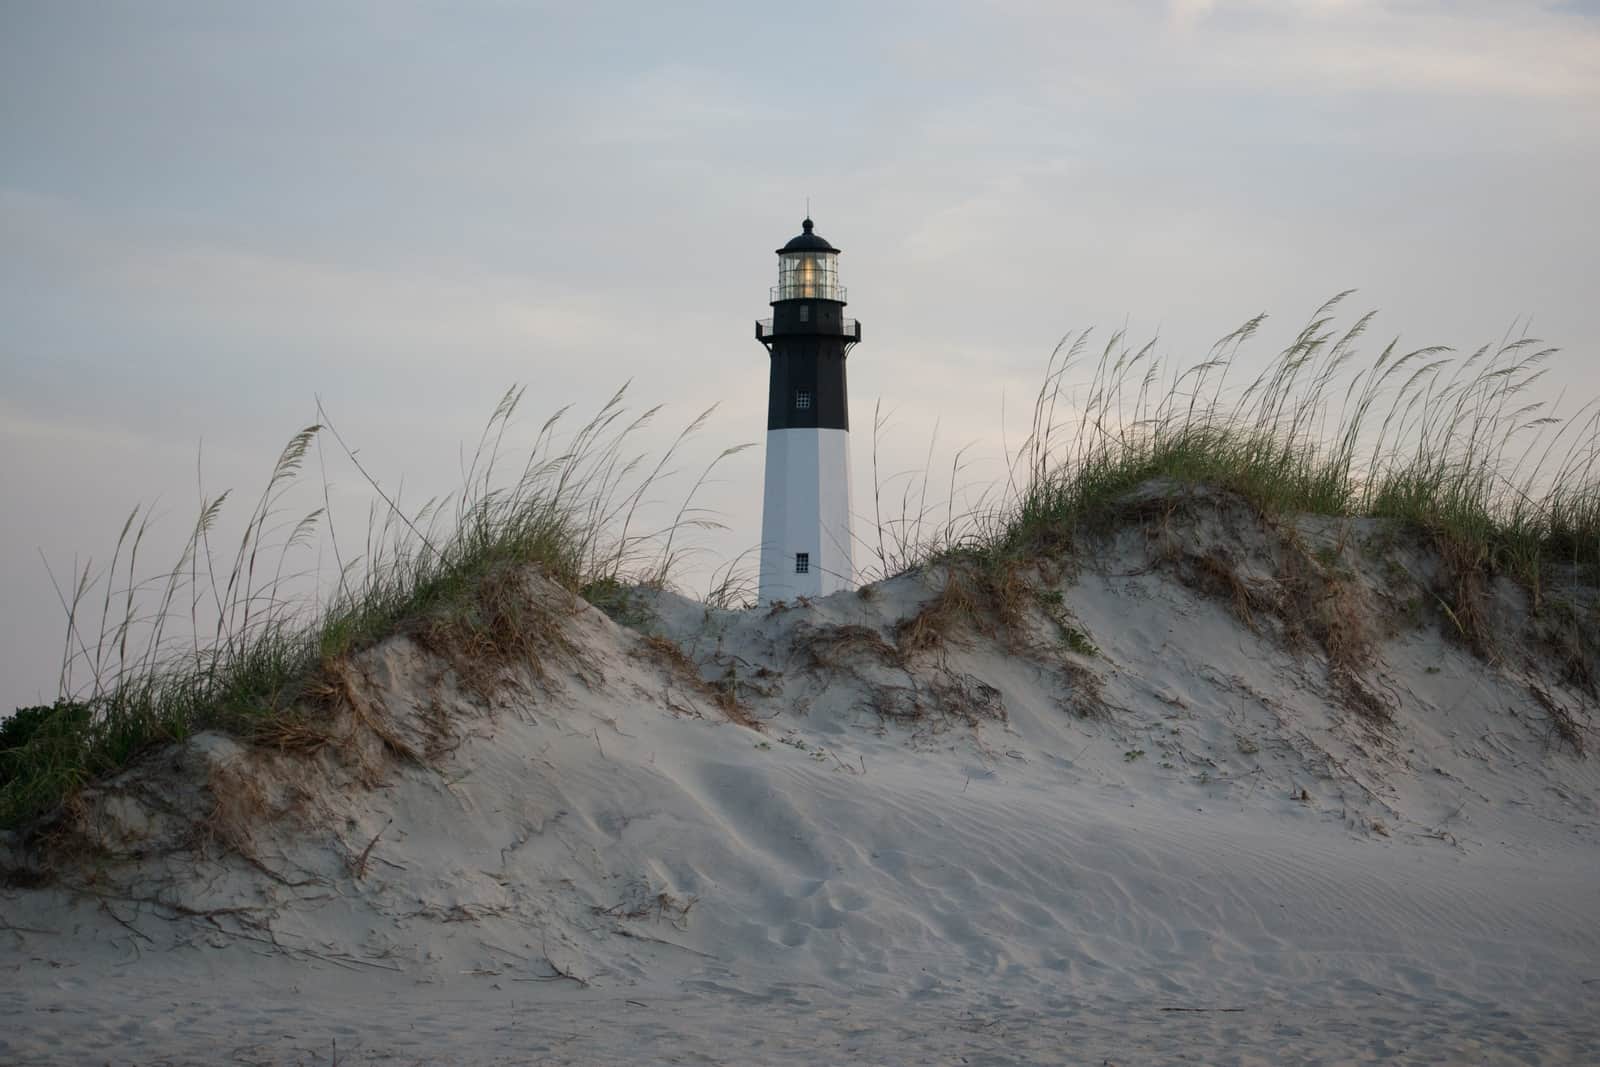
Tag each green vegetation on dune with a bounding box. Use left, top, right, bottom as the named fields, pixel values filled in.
left=883, top=293, right=1598, bottom=590
left=5, top=294, right=1598, bottom=831
left=2, top=387, right=746, bottom=829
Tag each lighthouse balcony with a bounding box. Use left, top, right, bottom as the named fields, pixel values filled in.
left=757, top=317, right=861, bottom=343
left=770, top=284, right=847, bottom=303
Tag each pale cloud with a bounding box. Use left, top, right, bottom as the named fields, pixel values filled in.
left=575, top=64, right=774, bottom=146
left=1170, top=0, right=1220, bottom=27
left=0, top=402, right=170, bottom=453
left=1206, top=13, right=1598, bottom=97
left=0, top=190, right=643, bottom=366
left=1161, top=0, right=1600, bottom=95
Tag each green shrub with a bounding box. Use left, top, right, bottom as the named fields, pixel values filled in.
left=0, top=702, right=91, bottom=787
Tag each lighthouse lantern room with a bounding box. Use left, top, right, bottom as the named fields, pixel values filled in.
left=755, top=218, right=862, bottom=603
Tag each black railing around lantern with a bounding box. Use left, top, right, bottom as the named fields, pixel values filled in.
left=756, top=318, right=860, bottom=344
left=770, top=284, right=848, bottom=303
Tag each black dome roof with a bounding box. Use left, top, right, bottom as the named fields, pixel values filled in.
left=777, top=217, right=839, bottom=255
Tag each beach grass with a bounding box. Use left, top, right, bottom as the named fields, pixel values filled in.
left=1, top=386, right=746, bottom=828
left=863, top=293, right=1599, bottom=599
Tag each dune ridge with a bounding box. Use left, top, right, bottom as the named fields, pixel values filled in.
left=2, top=485, right=1597, bottom=1065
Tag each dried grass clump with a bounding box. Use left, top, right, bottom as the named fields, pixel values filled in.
left=710, top=667, right=763, bottom=730
left=1175, top=548, right=1278, bottom=633
left=1431, top=535, right=1496, bottom=658
left=894, top=559, right=1032, bottom=658
left=591, top=882, right=699, bottom=930
left=412, top=566, right=583, bottom=703
left=1150, top=507, right=1392, bottom=726
left=895, top=569, right=980, bottom=656
left=1276, top=534, right=1375, bottom=675
left=635, top=633, right=762, bottom=730
left=799, top=623, right=901, bottom=671
left=791, top=619, right=1006, bottom=732
left=1059, top=661, right=1110, bottom=720
left=639, top=633, right=703, bottom=681
left=1332, top=669, right=1394, bottom=729
left=1527, top=682, right=1587, bottom=756
left=867, top=672, right=1005, bottom=730
left=280, top=661, right=421, bottom=789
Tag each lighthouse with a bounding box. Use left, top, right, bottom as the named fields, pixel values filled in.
left=755, top=217, right=862, bottom=603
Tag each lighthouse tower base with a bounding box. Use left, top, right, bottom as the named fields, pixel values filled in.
left=758, top=427, right=854, bottom=603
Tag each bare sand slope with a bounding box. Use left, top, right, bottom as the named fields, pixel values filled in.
left=3, top=492, right=1598, bottom=1064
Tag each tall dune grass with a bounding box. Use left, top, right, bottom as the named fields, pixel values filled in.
left=1, top=386, right=748, bottom=829
left=861, top=294, right=1599, bottom=590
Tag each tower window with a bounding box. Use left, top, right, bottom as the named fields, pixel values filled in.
left=795, top=552, right=810, bottom=574
left=795, top=390, right=812, bottom=410
left=798, top=304, right=810, bottom=323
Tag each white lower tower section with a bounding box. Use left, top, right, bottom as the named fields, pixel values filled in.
left=758, top=427, right=853, bottom=603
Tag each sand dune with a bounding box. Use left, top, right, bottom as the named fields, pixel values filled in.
left=3, top=490, right=1597, bottom=1064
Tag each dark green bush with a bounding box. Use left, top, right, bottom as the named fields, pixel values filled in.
left=0, top=701, right=92, bottom=788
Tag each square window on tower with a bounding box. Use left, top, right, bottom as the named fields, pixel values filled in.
left=795, top=390, right=812, bottom=410
left=798, top=304, right=810, bottom=322
left=795, top=552, right=810, bottom=574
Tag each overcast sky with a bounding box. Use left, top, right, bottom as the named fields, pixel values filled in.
left=3, top=0, right=1598, bottom=709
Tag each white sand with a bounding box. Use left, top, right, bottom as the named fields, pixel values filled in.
left=3, top=494, right=1597, bottom=1064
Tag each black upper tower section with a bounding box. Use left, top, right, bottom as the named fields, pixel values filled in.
left=756, top=217, right=861, bottom=432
